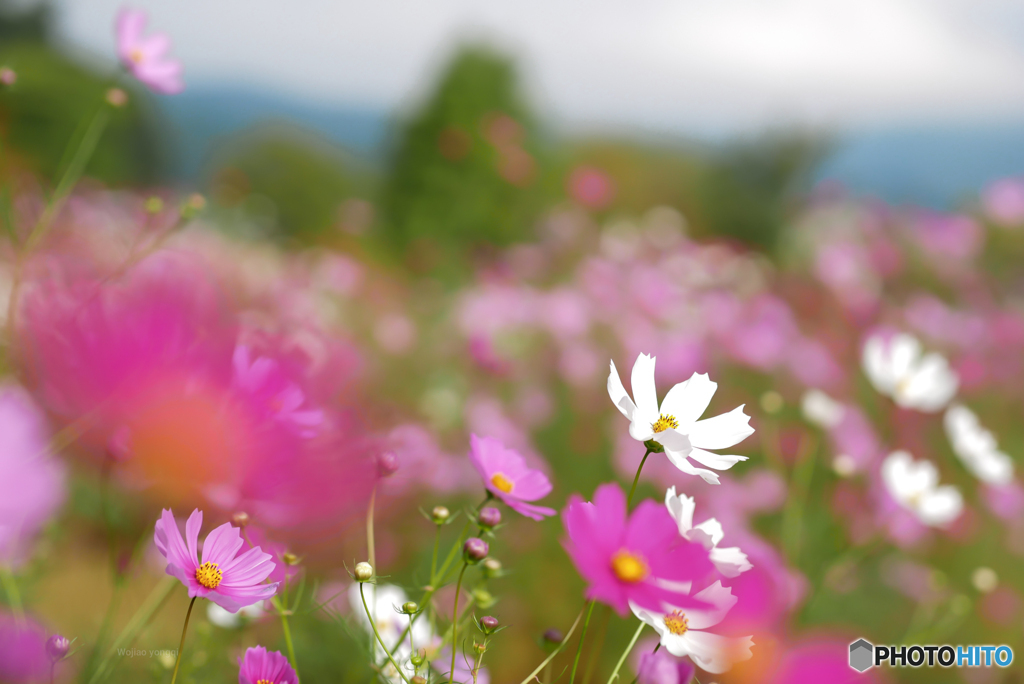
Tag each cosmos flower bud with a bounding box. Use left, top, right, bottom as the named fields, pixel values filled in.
left=105, top=87, right=128, bottom=107
left=478, top=506, right=501, bottom=528
left=232, top=511, right=251, bottom=528
left=46, top=635, right=70, bottom=662
left=144, top=196, right=164, bottom=214
left=401, top=601, right=419, bottom=615
left=463, top=537, right=489, bottom=564
left=431, top=506, right=450, bottom=524
left=354, top=561, right=374, bottom=582
left=472, top=587, right=496, bottom=608
left=543, top=628, right=564, bottom=646
left=0, top=67, right=16, bottom=86
left=376, top=451, right=399, bottom=478
left=482, top=557, right=502, bottom=578
left=410, top=649, right=426, bottom=667
left=473, top=640, right=486, bottom=654
left=282, top=552, right=300, bottom=566
left=479, top=615, right=499, bottom=634
left=411, top=677, right=427, bottom=684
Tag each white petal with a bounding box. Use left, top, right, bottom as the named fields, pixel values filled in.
left=607, top=359, right=637, bottom=421
left=629, top=419, right=655, bottom=442
left=917, top=485, right=963, bottom=526
left=882, top=450, right=935, bottom=502
left=710, top=546, right=753, bottom=578
left=688, top=448, right=748, bottom=471
left=630, top=353, right=660, bottom=421
left=862, top=335, right=893, bottom=393
left=665, top=450, right=720, bottom=484
left=899, top=352, right=958, bottom=412
left=664, top=487, right=695, bottom=536
left=683, top=632, right=755, bottom=674
left=660, top=372, right=717, bottom=427
left=889, top=333, right=922, bottom=383
left=692, top=518, right=725, bottom=547
left=801, top=389, right=845, bottom=429
left=687, top=405, right=754, bottom=450
left=968, top=450, right=1014, bottom=485
left=685, top=581, right=737, bottom=630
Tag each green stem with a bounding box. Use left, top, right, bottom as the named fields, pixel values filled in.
left=448, top=563, right=469, bottom=684
left=86, top=577, right=175, bottom=684
left=359, top=583, right=412, bottom=684
left=279, top=575, right=300, bottom=682
left=431, top=525, right=441, bottom=585
left=569, top=600, right=596, bottom=683
left=169, top=597, right=196, bottom=684
left=780, top=435, right=818, bottom=564
left=606, top=621, right=645, bottom=684
left=515, top=604, right=587, bottom=684
left=582, top=604, right=611, bottom=684
left=626, top=450, right=652, bottom=509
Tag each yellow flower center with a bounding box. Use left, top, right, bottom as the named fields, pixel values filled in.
left=651, top=414, right=678, bottom=434
left=491, top=472, right=514, bottom=494
left=257, top=680, right=272, bottom=684
left=663, top=610, right=689, bottom=636
left=129, top=48, right=145, bottom=64
left=610, top=549, right=649, bottom=583
left=195, top=561, right=223, bottom=589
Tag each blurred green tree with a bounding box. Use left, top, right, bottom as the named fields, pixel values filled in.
left=380, top=45, right=547, bottom=276
left=205, top=124, right=357, bottom=244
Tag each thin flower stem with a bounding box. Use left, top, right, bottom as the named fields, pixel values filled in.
left=581, top=604, right=611, bottom=684
left=359, top=583, right=412, bottom=684
left=626, top=450, right=652, bottom=509
left=473, top=637, right=488, bottom=684
left=780, top=434, right=818, bottom=564
left=280, top=576, right=300, bottom=682
left=448, top=562, right=469, bottom=684
left=569, top=600, right=596, bottom=683
left=169, top=597, right=196, bottom=684
left=407, top=615, right=417, bottom=671
left=431, top=525, right=441, bottom=584
left=606, top=621, right=645, bottom=684
left=515, top=604, right=587, bottom=684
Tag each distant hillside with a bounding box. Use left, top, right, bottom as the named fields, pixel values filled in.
left=159, top=81, right=1024, bottom=209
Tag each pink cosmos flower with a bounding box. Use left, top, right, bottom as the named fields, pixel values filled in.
left=0, top=613, right=49, bottom=683
left=468, top=434, right=555, bottom=520
left=232, top=346, right=324, bottom=438
left=238, top=646, right=298, bottom=684
left=154, top=508, right=278, bottom=612
left=562, top=483, right=714, bottom=616
left=116, top=8, right=184, bottom=94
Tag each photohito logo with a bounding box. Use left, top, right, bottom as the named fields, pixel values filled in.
left=849, top=639, right=1013, bottom=672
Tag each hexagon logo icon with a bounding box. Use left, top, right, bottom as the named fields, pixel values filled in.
left=849, top=639, right=874, bottom=672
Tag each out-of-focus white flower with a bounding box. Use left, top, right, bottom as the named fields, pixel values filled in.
left=862, top=333, right=958, bottom=412
left=206, top=601, right=265, bottom=629
left=665, top=487, right=751, bottom=578
left=882, top=451, right=963, bottom=526
left=971, top=567, right=998, bottom=593
left=608, top=354, right=754, bottom=484
left=943, top=404, right=1014, bottom=485
left=348, top=583, right=432, bottom=680
left=801, top=389, right=845, bottom=429
left=630, top=582, right=754, bottom=674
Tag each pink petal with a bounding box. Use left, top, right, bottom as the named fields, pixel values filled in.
left=154, top=508, right=194, bottom=571
left=201, top=522, right=244, bottom=567
left=184, top=508, right=203, bottom=566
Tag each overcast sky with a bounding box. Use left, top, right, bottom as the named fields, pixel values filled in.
left=46, top=0, right=1024, bottom=135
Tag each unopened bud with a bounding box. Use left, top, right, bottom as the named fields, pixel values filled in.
left=410, top=648, right=426, bottom=667
left=471, top=587, right=495, bottom=608
left=232, top=511, right=251, bottom=528
left=46, top=635, right=70, bottom=662
left=0, top=67, right=16, bottom=87
left=411, top=677, right=427, bottom=684
left=376, top=451, right=399, bottom=478
left=478, top=506, right=501, bottom=528
left=354, top=561, right=374, bottom=582
left=282, top=552, right=300, bottom=566
left=543, top=628, right=563, bottom=645
left=144, top=196, right=164, bottom=214
left=482, top=557, right=502, bottom=578
left=473, top=640, right=486, bottom=654
left=463, top=537, right=489, bottom=564
left=105, top=87, right=128, bottom=107
left=401, top=601, right=419, bottom=615
left=431, top=506, right=450, bottom=524
left=479, top=615, right=499, bottom=634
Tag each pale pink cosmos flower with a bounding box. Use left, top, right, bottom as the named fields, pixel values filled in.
left=238, top=646, right=297, bottom=684
left=562, top=483, right=714, bottom=616
left=469, top=435, right=555, bottom=520
left=116, top=8, right=184, bottom=94
left=154, top=508, right=278, bottom=612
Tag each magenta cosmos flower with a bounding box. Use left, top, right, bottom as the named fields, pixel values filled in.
left=469, top=434, right=555, bottom=520
left=238, top=646, right=297, bottom=684
left=155, top=508, right=278, bottom=612
left=116, top=8, right=184, bottom=94
left=562, top=483, right=714, bottom=616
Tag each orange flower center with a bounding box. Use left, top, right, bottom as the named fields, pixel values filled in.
left=491, top=472, right=514, bottom=494
left=257, top=680, right=272, bottom=684
left=129, top=48, right=145, bottom=64
left=651, top=414, right=678, bottom=434
left=195, top=561, right=223, bottom=589
left=610, top=549, right=649, bottom=583
left=663, top=610, right=689, bottom=635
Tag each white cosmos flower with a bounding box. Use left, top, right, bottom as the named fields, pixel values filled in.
left=630, top=581, right=754, bottom=674
left=608, top=354, right=754, bottom=484
left=800, top=389, right=845, bottom=429
left=943, top=404, right=1014, bottom=485
left=882, top=451, right=963, bottom=526
left=665, top=486, right=751, bottom=578
left=206, top=600, right=265, bottom=628
left=348, top=583, right=432, bottom=680
left=862, top=333, right=958, bottom=412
